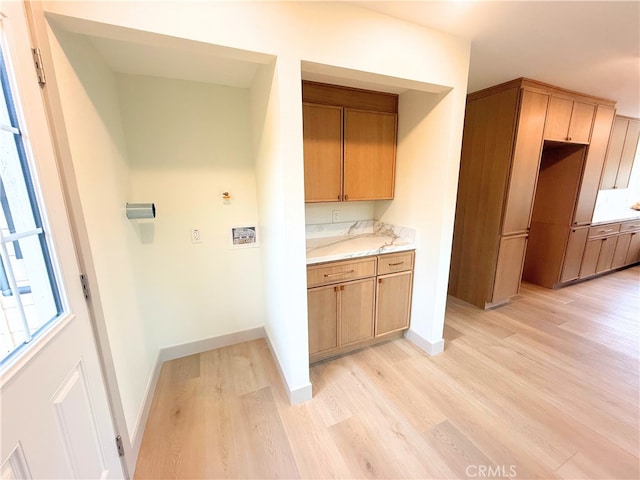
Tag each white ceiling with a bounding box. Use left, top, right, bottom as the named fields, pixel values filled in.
left=354, top=1, right=640, bottom=117
left=53, top=2, right=639, bottom=117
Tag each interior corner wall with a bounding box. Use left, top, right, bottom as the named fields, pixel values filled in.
left=375, top=88, right=466, bottom=345
left=250, top=59, right=311, bottom=399
left=45, top=27, right=157, bottom=440
left=115, top=73, right=265, bottom=349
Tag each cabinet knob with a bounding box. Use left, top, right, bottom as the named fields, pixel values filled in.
left=344, top=194, right=349, bottom=201
left=378, top=278, right=383, bottom=284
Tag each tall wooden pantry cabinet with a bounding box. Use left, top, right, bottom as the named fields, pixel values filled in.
left=449, top=78, right=616, bottom=309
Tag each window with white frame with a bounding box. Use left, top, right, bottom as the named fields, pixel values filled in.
left=0, top=43, right=63, bottom=366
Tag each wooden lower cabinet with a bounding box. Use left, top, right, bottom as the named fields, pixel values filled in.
left=612, top=233, right=633, bottom=269
left=307, top=286, right=339, bottom=356
left=339, top=279, right=375, bottom=346
left=307, top=251, right=414, bottom=363
left=375, top=271, right=413, bottom=336
left=560, top=227, right=589, bottom=282
left=626, top=232, right=640, bottom=264
left=491, top=234, right=528, bottom=307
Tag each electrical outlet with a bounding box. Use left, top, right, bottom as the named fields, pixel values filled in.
left=190, top=228, right=202, bottom=243
left=332, top=210, right=341, bottom=223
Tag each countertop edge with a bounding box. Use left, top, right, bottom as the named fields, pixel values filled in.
left=306, top=244, right=415, bottom=265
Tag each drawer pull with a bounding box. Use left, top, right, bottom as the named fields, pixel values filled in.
left=599, top=229, right=614, bottom=233
left=324, top=270, right=356, bottom=278
left=387, top=261, right=405, bottom=266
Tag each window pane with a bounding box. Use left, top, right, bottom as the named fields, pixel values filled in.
left=0, top=42, right=63, bottom=366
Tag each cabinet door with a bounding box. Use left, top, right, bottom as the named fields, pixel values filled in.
left=375, top=271, right=412, bottom=336
left=626, top=232, right=640, bottom=264
left=580, top=238, right=601, bottom=277
left=303, top=103, right=343, bottom=202
left=339, top=278, right=375, bottom=346
left=544, top=97, right=594, bottom=143
left=307, top=285, right=338, bottom=356
left=600, top=117, right=628, bottom=189
left=491, top=234, right=528, bottom=306
left=568, top=101, right=596, bottom=144
left=573, top=105, right=615, bottom=225
left=502, top=90, right=548, bottom=235
left=343, top=109, right=397, bottom=201
left=612, top=233, right=631, bottom=269
left=544, top=96, right=573, bottom=142
left=560, top=227, right=589, bottom=282
left=615, top=119, right=640, bottom=189
left=596, top=236, right=617, bottom=273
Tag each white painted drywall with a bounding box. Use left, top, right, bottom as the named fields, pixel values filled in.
left=116, top=74, right=266, bottom=348
left=42, top=0, right=470, bottom=424
left=45, top=27, right=157, bottom=439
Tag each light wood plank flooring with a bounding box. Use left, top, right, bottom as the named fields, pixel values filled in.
left=134, top=266, right=639, bottom=479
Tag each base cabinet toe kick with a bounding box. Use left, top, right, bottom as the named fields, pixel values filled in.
left=307, top=251, right=414, bottom=363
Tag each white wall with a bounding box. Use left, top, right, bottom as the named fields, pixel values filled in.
left=375, top=90, right=465, bottom=346
left=46, top=27, right=157, bottom=442
left=305, top=202, right=376, bottom=225
left=116, top=74, right=265, bottom=348
left=42, top=0, right=470, bottom=418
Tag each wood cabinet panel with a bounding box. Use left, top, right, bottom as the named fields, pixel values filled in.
left=307, top=286, right=338, bottom=356
left=450, top=87, right=520, bottom=307
left=573, top=105, right=616, bottom=225
left=560, top=227, right=589, bottom=282
left=544, top=96, right=594, bottom=144
left=502, top=90, right=548, bottom=235
left=580, top=238, right=601, bottom=278
left=302, top=103, right=342, bottom=202
left=492, top=234, right=528, bottom=306
left=601, top=116, right=640, bottom=189
left=595, top=236, right=617, bottom=273
left=375, top=271, right=412, bottom=336
left=568, top=101, right=596, bottom=144
left=612, top=233, right=632, bottom=269
left=339, top=279, right=375, bottom=346
left=626, top=232, right=640, bottom=264
left=615, top=119, right=640, bottom=189
left=343, top=109, right=397, bottom=201
left=377, top=251, right=414, bottom=275
left=544, top=96, right=573, bottom=141
left=588, top=223, right=620, bottom=239
left=307, top=257, right=377, bottom=288
left=302, top=82, right=399, bottom=204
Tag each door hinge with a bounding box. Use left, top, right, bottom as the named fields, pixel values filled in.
left=80, top=273, right=90, bottom=300
left=115, top=435, right=125, bottom=457
left=31, top=47, right=46, bottom=86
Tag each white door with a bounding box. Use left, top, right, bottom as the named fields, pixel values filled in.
left=0, top=2, right=125, bottom=479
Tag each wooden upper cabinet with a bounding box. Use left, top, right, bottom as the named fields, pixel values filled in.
left=501, top=90, right=548, bottom=235
left=600, top=116, right=640, bottom=189
left=572, top=105, right=616, bottom=225
left=544, top=96, right=595, bottom=144
left=343, top=109, right=397, bottom=201
left=301, top=81, right=398, bottom=203
left=302, top=103, right=342, bottom=202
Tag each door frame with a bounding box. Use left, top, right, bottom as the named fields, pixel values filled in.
left=21, top=0, right=135, bottom=476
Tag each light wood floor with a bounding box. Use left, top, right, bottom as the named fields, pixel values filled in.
left=134, top=266, right=640, bottom=479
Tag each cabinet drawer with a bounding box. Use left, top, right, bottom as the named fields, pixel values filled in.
left=307, top=257, right=376, bottom=287
left=588, top=223, right=620, bottom=239
left=377, top=251, right=414, bottom=275
left=620, top=220, right=640, bottom=233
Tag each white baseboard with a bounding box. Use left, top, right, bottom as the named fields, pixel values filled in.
left=158, top=326, right=266, bottom=363
left=404, top=329, right=445, bottom=355
left=127, top=349, right=163, bottom=474
left=264, top=331, right=312, bottom=405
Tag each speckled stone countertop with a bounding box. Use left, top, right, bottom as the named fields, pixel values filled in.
left=305, top=220, right=416, bottom=265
